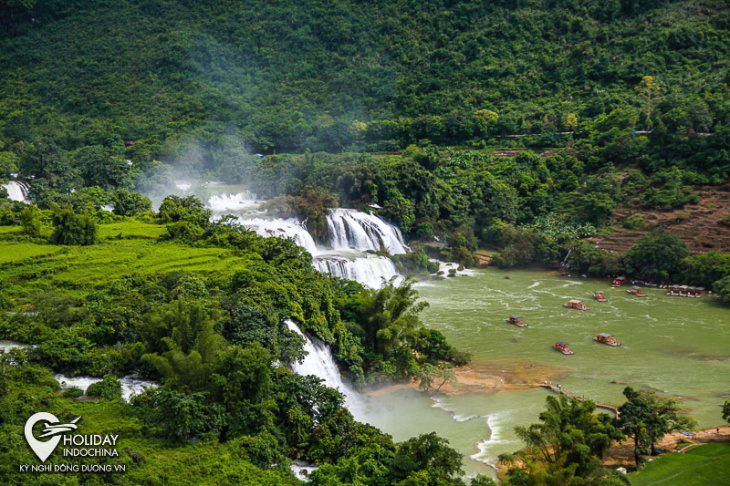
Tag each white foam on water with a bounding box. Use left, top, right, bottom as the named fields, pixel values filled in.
left=528, top=282, right=540, bottom=289
left=290, top=460, right=318, bottom=481
left=174, top=182, right=191, bottom=191
left=470, top=413, right=509, bottom=468
left=54, top=374, right=158, bottom=402
left=208, top=192, right=262, bottom=213
left=0, top=340, right=33, bottom=353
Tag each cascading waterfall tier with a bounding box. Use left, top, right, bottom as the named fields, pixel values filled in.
left=242, top=217, right=319, bottom=256
left=207, top=193, right=408, bottom=288
left=312, top=253, right=400, bottom=290
left=2, top=180, right=30, bottom=203
left=285, top=320, right=363, bottom=421
left=326, top=208, right=408, bottom=254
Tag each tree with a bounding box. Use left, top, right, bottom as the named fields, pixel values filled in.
left=625, top=230, right=690, bottom=280
left=416, top=363, right=456, bottom=392
left=635, top=76, right=661, bottom=129
left=141, top=300, right=228, bottom=391
left=505, top=395, right=623, bottom=484
left=49, top=208, right=97, bottom=246
left=681, top=251, right=730, bottom=287
left=472, top=109, right=498, bottom=136
left=20, top=205, right=41, bottom=237
left=723, top=401, right=730, bottom=424
left=111, top=189, right=152, bottom=216
left=562, top=113, right=578, bottom=132
left=712, top=275, right=730, bottom=304
left=616, top=387, right=697, bottom=467
left=387, top=433, right=464, bottom=483
left=85, top=375, right=122, bottom=401
left=359, top=276, right=428, bottom=355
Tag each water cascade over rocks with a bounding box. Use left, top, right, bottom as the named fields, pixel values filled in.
left=312, top=253, right=399, bottom=290
left=2, top=180, right=30, bottom=203
left=54, top=374, right=158, bottom=403
left=207, top=192, right=408, bottom=289
left=285, top=320, right=363, bottom=420
left=326, top=208, right=408, bottom=255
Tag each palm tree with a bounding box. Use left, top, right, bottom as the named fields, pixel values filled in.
left=360, top=276, right=428, bottom=354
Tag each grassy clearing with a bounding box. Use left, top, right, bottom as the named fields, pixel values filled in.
left=629, top=443, right=730, bottom=485
left=97, top=220, right=168, bottom=240
left=0, top=220, right=254, bottom=291
left=0, top=241, right=63, bottom=264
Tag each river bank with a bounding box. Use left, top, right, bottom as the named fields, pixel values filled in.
left=367, top=359, right=572, bottom=397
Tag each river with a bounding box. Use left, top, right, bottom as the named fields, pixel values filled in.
left=358, top=267, right=730, bottom=479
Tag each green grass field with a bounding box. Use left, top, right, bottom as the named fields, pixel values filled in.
left=0, top=219, right=254, bottom=292
left=628, top=443, right=730, bottom=485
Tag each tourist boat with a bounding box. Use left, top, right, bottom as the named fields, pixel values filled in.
left=611, top=276, right=627, bottom=287
left=666, top=285, right=705, bottom=298
left=506, top=315, right=527, bottom=327
left=554, top=341, right=574, bottom=355
left=593, top=333, right=620, bottom=346
left=594, top=291, right=607, bottom=302
left=626, top=286, right=647, bottom=297
left=563, top=299, right=588, bottom=311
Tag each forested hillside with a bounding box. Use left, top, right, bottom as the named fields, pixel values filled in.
left=0, top=0, right=728, bottom=157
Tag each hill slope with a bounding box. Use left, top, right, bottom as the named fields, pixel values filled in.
left=1, top=0, right=728, bottom=155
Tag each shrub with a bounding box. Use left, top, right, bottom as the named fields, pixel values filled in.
left=62, top=387, right=83, bottom=399
left=86, top=375, right=122, bottom=401
left=50, top=208, right=97, bottom=245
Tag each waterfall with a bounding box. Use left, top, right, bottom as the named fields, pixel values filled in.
left=206, top=193, right=408, bottom=288
left=2, top=181, right=30, bottom=203
left=241, top=217, right=320, bottom=256
left=326, top=209, right=408, bottom=254
left=285, top=320, right=363, bottom=420
left=313, top=254, right=401, bottom=289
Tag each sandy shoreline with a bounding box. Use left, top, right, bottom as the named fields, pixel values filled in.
left=367, top=359, right=574, bottom=397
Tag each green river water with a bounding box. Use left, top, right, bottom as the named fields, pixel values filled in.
left=360, top=268, right=730, bottom=479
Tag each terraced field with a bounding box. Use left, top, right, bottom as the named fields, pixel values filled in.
left=0, top=219, right=253, bottom=292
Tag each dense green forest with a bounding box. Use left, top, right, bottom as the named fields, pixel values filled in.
left=2, top=0, right=730, bottom=484
left=0, top=0, right=728, bottom=156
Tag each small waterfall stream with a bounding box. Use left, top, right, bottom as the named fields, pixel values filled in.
left=285, top=320, right=364, bottom=420
left=54, top=374, right=158, bottom=403
left=2, top=180, right=30, bottom=203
